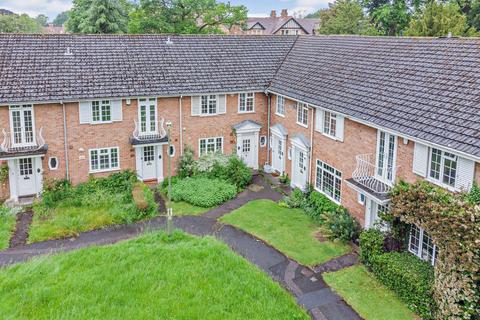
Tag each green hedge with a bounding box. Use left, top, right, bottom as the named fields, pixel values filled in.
left=171, top=177, right=237, bottom=207
left=359, top=229, right=436, bottom=319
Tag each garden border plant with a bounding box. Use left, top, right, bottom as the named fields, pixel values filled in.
left=385, top=180, right=480, bottom=320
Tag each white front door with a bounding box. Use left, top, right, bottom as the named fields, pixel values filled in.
left=365, top=198, right=389, bottom=231
left=271, top=135, right=285, bottom=174
left=141, top=146, right=157, bottom=180
left=16, top=158, right=37, bottom=196
left=237, top=133, right=258, bottom=169
left=291, top=147, right=309, bottom=189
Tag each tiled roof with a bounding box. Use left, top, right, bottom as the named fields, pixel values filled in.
left=0, top=34, right=296, bottom=103
left=1, top=34, right=480, bottom=158
left=269, top=36, right=480, bottom=158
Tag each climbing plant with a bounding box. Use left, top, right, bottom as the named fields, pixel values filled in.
left=388, top=180, right=480, bottom=320
left=0, top=163, right=8, bottom=184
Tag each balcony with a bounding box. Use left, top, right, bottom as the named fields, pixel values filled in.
left=130, top=119, right=168, bottom=146
left=0, top=127, right=48, bottom=159
left=348, top=153, right=397, bottom=197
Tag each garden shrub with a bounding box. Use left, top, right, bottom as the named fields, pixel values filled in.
left=304, top=191, right=340, bottom=222
left=284, top=188, right=307, bottom=208
left=323, top=208, right=360, bottom=242
left=195, top=153, right=229, bottom=174
left=159, top=176, right=181, bottom=195
left=359, top=229, right=385, bottom=266
left=176, top=146, right=195, bottom=178
left=171, top=177, right=237, bottom=207
left=370, top=252, right=436, bottom=319
left=467, top=183, right=480, bottom=204
left=390, top=180, right=480, bottom=319
left=132, top=183, right=157, bottom=213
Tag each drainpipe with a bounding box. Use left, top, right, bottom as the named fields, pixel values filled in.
left=308, top=107, right=314, bottom=185
left=179, top=95, right=183, bottom=155
left=61, top=101, right=70, bottom=181
left=266, top=91, right=271, bottom=165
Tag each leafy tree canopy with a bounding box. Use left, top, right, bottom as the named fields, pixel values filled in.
left=35, top=14, right=49, bottom=27
left=53, top=11, right=70, bottom=26
left=128, top=0, right=247, bottom=34
left=405, top=1, right=477, bottom=36
left=0, top=13, right=43, bottom=33
left=66, top=0, right=129, bottom=33
left=317, top=0, right=380, bottom=35
left=372, top=0, right=411, bottom=35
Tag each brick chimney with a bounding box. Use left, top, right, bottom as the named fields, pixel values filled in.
left=281, top=9, right=288, bottom=17
left=270, top=10, right=277, bottom=18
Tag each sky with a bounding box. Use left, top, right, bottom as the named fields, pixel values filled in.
left=0, top=0, right=329, bottom=21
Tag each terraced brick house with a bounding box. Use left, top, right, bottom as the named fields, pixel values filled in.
left=1, top=34, right=479, bottom=266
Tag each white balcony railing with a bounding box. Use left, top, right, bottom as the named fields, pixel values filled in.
left=352, top=154, right=397, bottom=195
left=1, top=127, right=46, bottom=153
left=133, top=119, right=167, bottom=141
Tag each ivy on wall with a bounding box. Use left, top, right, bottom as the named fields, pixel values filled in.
left=388, top=180, right=480, bottom=320
left=0, top=162, right=8, bottom=184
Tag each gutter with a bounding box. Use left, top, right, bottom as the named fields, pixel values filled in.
left=61, top=101, right=70, bottom=180
left=309, top=107, right=314, bottom=185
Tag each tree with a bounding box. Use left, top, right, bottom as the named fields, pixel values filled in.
left=66, top=0, right=129, bottom=33
left=317, top=0, right=380, bottom=35
left=372, top=0, right=411, bottom=35
left=35, top=14, right=49, bottom=27
left=0, top=14, right=42, bottom=33
left=405, top=1, right=477, bottom=36
left=53, top=11, right=70, bottom=26
left=128, top=0, right=247, bottom=34
left=467, top=0, right=480, bottom=31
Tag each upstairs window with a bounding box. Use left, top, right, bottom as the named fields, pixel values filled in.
left=238, top=93, right=254, bottom=113
left=429, top=148, right=457, bottom=188
left=201, top=95, right=217, bottom=115
left=296, top=103, right=308, bottom=127
left=9, top=105, right=34, bottom=146
left=323, top=111, right=337, bottom=137
left=276, top=95, right=285, bottom=116
left=92, top=100, right=111, bottom=123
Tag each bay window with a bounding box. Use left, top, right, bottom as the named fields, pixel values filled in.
left=315, top=159, right=342, bottom=203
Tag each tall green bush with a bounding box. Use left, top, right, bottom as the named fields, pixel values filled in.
left=359, top=228, right=384, bottom=266
left=323, top=208, right=360, bottom=242
left=176, top=146, right=195, bottom=178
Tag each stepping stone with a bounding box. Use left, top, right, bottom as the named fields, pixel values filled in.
left=298, top=288, right=340, bottom=310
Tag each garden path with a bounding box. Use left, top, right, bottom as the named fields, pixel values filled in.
left=0, top=173, right=361, bottom=320
left=8, top=209, right=33, bottom=248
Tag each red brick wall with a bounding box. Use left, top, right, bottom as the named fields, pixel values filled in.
left=270, top=95, right=313, bottom=182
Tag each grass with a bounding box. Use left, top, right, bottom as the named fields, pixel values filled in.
left=323, top=265, right=418, bottom=320
left=220, top=199, right=351, bottom=266
left=0, top=212, right=16, bottom=250
left=162, top=194, right=212, bottom=216
left=0, top=231, right=309, bottom=320
left=28, top=204, right=118, bottom=243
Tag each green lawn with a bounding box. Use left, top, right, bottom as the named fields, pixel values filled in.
left=220, top=199, right=351, bottom=266
left=162, top=194, right=212, bottom=216
left=28, top=204, right=118, bottom=243
left=324, top=265, right=417, bottom=320
left=0, top=213, right=16, bottom=250
left=0, top=231, right=309, bottom=320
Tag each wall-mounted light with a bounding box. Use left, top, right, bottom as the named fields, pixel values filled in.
left=126, top=98, right=131, bottom=106
left=403, top=138, right=409, bottom=145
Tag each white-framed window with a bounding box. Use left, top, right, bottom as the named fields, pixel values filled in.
left=409, top=225, right=437, bottom=266
left=238, top=93, right=254, bottom=113
left=89, top=147, right=120, bottom=173
left=199, top=137, right=223, bottom=155
left=168, top=145, right=175, bottom=157
left=376, top=131, right=397, bottom=183
left=48, top=157, right=59, bottom=171
left=91, top=100, right=112, bottom=123
left=276, top=95, right=285, bottom=116
left=138, top=98, right=157, bottom=134
left=315, top=159, right=342, bottom=203
left=297, top=103, right=308, bottom=127
left=260, top=136, right=267, bottom=147
left=428, top=148, right=458, bottom=188
left=201, top=95, right=217, bottom=115
left=357, top=192, right=366, bottom=205
left=323, top=111, right=337, bottom=137
left=9, top=105, right=35, bottom=146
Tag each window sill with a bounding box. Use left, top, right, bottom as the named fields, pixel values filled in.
left=275, top=112, right=285, bottom=118
left=89, top=167, right=121, bottom=174
left=90, top=121, right=114, bottom=125
left=238, top=110, right=255, bottom=114
left=296, top=122, right=308, bottom=128
left=426, top=178, right=458, bottom=192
